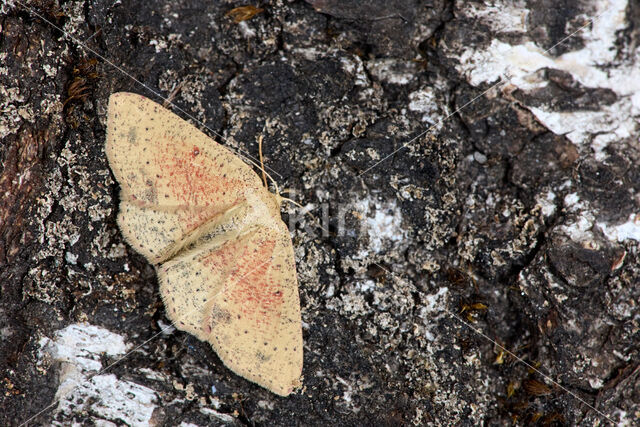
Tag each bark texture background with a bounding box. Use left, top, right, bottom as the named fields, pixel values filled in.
left=1, top=0, right=639, bottom=425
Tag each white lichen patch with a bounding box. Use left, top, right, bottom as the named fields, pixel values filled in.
left=453, top=0, right=637, bottom=157
left=462, top=1, right=529, bottom=34
left=54, top=374, right=158, bottom=427
left=563, top=192, right=582, bottom=210
left=61, top=0, right=89, bottom=37
left=560, top=211, right=597, bottom=244
left=408, top=88, right=438, bottom=122
left=418, top=287, right=450, bottom=341
left=35, top=134, right=114, bottom=264
left=39, top=323, right=158, bottom=426
left=340, top=55, right=369, bottom=87
left=421, top=286, right=450, bottom=314
left=366, top=58, right=417, bottom=85
left=535, top=191, right=557, bottom=218
left=598, top=213, right=640, bottom=242
left=458, top=0, right=628, bottom=88
left=0, top=86, right=27, bottom=139
left=199, top=407, right=236, bottom=423
left=40, top=324, right=128, bottom=370
left=354, top=198, right=406, bottom=258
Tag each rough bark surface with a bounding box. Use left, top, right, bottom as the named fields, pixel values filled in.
left=1, top=0, right=638, bottom=425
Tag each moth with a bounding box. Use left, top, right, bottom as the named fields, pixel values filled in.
left=106, top=92, right=302, bottom=396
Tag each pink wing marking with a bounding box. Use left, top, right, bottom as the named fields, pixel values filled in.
left=201, top=232, right=284, bottom=331
left=151, top=134, right=245, bottom=231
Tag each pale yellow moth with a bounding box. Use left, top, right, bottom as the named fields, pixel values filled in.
left=106, top=92, right=302, bottom=396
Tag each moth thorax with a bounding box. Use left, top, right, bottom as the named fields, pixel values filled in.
left=244, top=189, right=280, bottom=223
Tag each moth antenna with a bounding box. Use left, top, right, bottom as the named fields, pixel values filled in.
left=257, top=134, right=281, bottom=195
left=258, top=134, right=269, bottom=188
left=279, top=188, right=297, bottom=195
left=280, top=196, right=304, bottom=209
